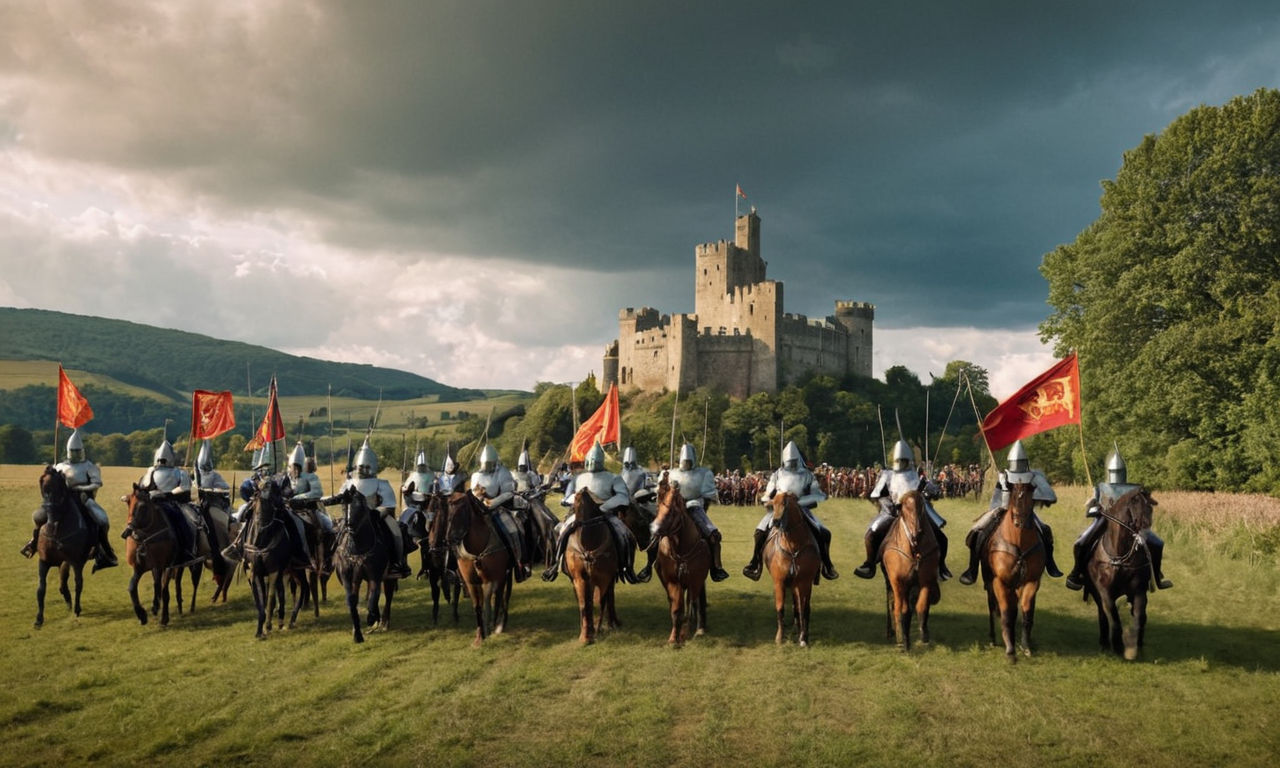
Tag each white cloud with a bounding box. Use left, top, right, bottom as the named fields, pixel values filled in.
left=873, top=326, right=1057, bottom=400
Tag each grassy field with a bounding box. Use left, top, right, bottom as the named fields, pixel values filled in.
left=0, top=360, right=175, bottom=402
left=1, top=465, right=1276, bottom=767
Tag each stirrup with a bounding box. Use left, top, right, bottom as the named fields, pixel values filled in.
left=710, top=567, right=730, bottom=582
left=635, top=565, right=652, bottom=583
left=541, top=565, right=559, bottom=582
left=742, top=562, right=762, bottom=581
left=958, top=569, right=978, bottom=586
left=853, top=562, right=876, bottom=579
left=19, top=541, right=35, bottom=558
left=821, top=564, right=839, bottom=581
left=1156, top=577, right=1173, bottom=590
left=1045, top=563, right=1063, bottom=578
left=939, top=564, right=952, bottom=582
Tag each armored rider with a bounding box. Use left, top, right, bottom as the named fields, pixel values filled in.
left=469, top=444, right=531, bottom=582
left=743, top=441, right=839, bottom=581
left=1065, top=445, right=1172, bottom=591
left=513, top=447, right=557, bottom=558
left=957, top=439, right=1063, bottom=585
left=134, top=438, right=200, bottom=566
left=667, top=443, right=731, bottom=582
left=399, top=450, right=435, bottom=540
left=194, top=439, right=232, bottom=512
left=621, top=446, right=661, bottom=583
left=436, top=449, right=464, bottom=494
left=321, top=438, right=412, bottom=579
left=22, top=429, right=118, bottom=571
left=287, top=441, right=330, bottom=533
left=853, top=439, right=953, bottom=580
left=221, top=444, right=272, bottom=561
left=543, top=441, right=640, bottom=583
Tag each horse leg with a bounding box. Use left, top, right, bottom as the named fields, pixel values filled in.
left=366, top=578, right=383, bottom=628
left=274, top=572, right=287, bottom=627
left=451, top=578, right=462, bottom=623
left=1129, top=589, right=1147, bottom=659
left=128, top=568, right=147, bottom=625
left=883, top=568, right=894, bottom=639
left=796, top=583, right=811, bottom=648
left=471, top=581, right=488, bottom=647
left=996, top=584, right=1017, bottom=660
left=573, top=567, right=593, bottom=644
left=1020, top=584, right=1039, bottom=657
left=498, top=570, right=513, bottom=634
left=667, top=582, right=684, bottom=646
left=173, top=567, right=185, bottom=615
left=986, top=583, right=998, bottom=647
left=1104, top=588, right=1125, bottom=656
left=35, top=560, right=50, bottom=627
left=773, top=575, right=787, bottom=645
left=381, top=580, right=396, bottom=630
left=158, top=567, right=171, bottom=627
left=429, top=570, right=441, bottom=625
left=892, top=579, right=909, bottom=651
left=59, top=562, right=72, bottom=609
left=289, top=573, right=307, bottom=629
left=916, top=583, right=932, bottom=645
left=71, top=562, right=85, bottom=618
left=189, top=563, right=202, bottom=613
left=344, top=575, right=364, bottom=644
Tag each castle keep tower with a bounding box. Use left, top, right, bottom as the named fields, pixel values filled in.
left=605, top=206, right=873, bottom=398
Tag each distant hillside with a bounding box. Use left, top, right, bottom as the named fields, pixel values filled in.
left=0, top=307, right=481, bottom=400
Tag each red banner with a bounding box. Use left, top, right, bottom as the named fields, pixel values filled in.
left=981, top=353, right=1081, bottom=452
left=569, top=382, right=620, bottom=463
left=57, top=365, right=94, bottom=428
left=245, top=377, right=285, bottom=451
left=192, top=390, right=236, bottom=439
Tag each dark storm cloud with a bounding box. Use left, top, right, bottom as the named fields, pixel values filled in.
left=6, top=0, right=1279, bottom=331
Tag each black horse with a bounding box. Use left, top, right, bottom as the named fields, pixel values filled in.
left=409, top=492, right=462, bottom=625
left=244, top=475, right=308, bottom=638
left=332, top=486, right=399, bottom=643
left=32, top=466, right=94, bottom=628
left=1083, top=488, right=1156, bottom=658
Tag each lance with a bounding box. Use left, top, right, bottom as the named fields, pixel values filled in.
left=667, top=385, right=680, bottom=468
left=327, top=384, right=335, bottom=492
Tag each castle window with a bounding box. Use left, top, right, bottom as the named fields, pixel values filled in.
left=749, top=304, right=754, bottom=316
left=703, top=269, right=707, bottom=276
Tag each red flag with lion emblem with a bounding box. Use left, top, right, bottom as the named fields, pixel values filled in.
left=981, top=353, right=1081, bottom=451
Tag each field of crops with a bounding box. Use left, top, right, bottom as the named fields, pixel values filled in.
left=1, top=465, right=1276, bottom=767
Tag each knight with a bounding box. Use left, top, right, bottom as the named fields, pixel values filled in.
left=853, top=439, right=953, bottom=580
left=957, top=439, right=1063, bottom=585
left=743, top=441, right=839, bottom=581
left=512, top=446, right=557, bottom=559
left=399, top=449, right=435, bottom=541
left=288, top=441, right=330, bottom=532
left=469, top=444, right=531, bottom=582
left=21, top=429, right=118, bottom=572
left=1065, top=444, right=1172, bottom=591
left=543, top=441, right=640, bottom=583
left=322, top=438, right=413, bottom=579
left=194, top=439, right=231, bottom=511
left=621, top=445, right=660, bottom=582
left=436, top=448, right=464, bottom=494
left=666, top=443, right=731, bottom=582
left=133, top=438, right=200, bottom=566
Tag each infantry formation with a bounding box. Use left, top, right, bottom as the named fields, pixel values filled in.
left=23, top=428, right=1172, bottom=655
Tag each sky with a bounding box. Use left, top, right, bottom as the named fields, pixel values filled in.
left=2, top=1, right=1277, bottom=398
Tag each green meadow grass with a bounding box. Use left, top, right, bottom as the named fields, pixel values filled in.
left=1, top=466, right=1276, bottom=767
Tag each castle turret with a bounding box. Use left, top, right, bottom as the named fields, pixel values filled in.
left=834, top=301, right=875, bottom=378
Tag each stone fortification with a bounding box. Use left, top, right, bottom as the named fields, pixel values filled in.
left=604, top=208, right=873, bottom=398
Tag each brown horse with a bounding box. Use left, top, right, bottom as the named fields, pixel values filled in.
left=762, top=492, right=821, bottom=646
left=125, top=484, right=178, bottom=626
left=1084, top=488, right=1155, bottom=659
left=565, top=489, right=620, bottom=644
left=650, top=480, right=709, bottom=646
left=879, top=489, right=940, bottom=651
left=980, top=480, right=1045, bottom=660
left=435, top=491, right=513, bottom=647
left=32, top=466, right=94, bottom=628
left=415, top=492, right=462, bottom=624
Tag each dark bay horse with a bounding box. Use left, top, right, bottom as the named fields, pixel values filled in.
left=125, top=484, right=177, bottom=626
left=879, top=489, right=940, bottom=651
left=762, top=492, right=820, bottom=646
left=331, top=487, right=398, bottom=644
left=566, top=489, right=620, bottom=644
left=416, top=493, right=462, bottom=625
left=199, top=492, right=237, bottom=604
left=980, top=480, right=1045, bottom=661
left=32, top=466, right=94, bottom=628
left=244, top=476, right=308, bottom=638
left=434, top=491, right=512, bottom=647
left=1085, top=488, right=1156, bottom=659
left=650, top=481, right=709, bottom=646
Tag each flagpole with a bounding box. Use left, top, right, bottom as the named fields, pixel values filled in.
left=1074, top=350, right=1093, bottom=488
left=53, top=368, right=60, bottom=466
left=963, top=371, right=998, bottom=474
left=327, top=384, right=335, bottom=493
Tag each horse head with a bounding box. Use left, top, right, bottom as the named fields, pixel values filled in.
left=39, top=464, right=69, bottom=505
left=1005, top=480, right=1036, bottom=530
left=1110, top=488, right=1156, bottom=533
left=573, top=488, right=603, bottom=522
left=443, top=491, right=476, bottom=548
left=769, top=491, right=803, bottom=532
left=126, top=483, right=158, bottom=530
left=897, top=489, right=925, bottom=541
left=650, top=480, right=687, bottom=540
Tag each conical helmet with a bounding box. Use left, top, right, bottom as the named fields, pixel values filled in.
left=197, top=439, right=214, bottom=472
left=1106, top=443, right=1127, bottom=484
left=479, top=444, right=499, bottom=473
left=250, top=447, right=263, bottom=470
left=288, top=441, right=307, bottom=469
left=257, top=440, right=277, bottom=471
left=622, top=446, right=637, bottom=467
left=782, top=441, right=803, bottom=471
left=154, top=439, right=176, bottom=466
left=891, top=440, right=913, bottom=471
left=442, top=449, right=456, bottom=474
left=1007, top=440, right=1029, bottom=473
left=66, top=429, right=85, bottom=463
left=585, top=441, right=606, bottom=472
left=415, top=451, right=429, bottom=471
left=517, top=449, right=531, bottom=471
left=354, top=438, right=378, bottom=478
left=679, top=443, right=696, bottom=471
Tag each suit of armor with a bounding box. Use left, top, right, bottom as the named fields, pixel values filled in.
left=136, top=442, right=200, bottom=565
left=743, top=448, right=839, bottom=581
left=24, top=430, right=118, bottom=570
left=543, top=466, right=639, bottom=583
left=665, top=444, right=729, bottom=582
left=470, top=447, right=529, bottom=581
left=853, top=439, right=952, bottom=580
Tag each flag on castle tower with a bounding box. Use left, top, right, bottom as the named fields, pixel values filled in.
left=736, top=184, right=747, bottom=200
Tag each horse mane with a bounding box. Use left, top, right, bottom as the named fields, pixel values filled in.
left=1109, top=487, right=1155, bottom=527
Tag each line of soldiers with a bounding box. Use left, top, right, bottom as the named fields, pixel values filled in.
left=24, top=431, right=1171, bottom=596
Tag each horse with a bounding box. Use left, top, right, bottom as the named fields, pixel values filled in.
left=980, top=480, right=1045, bottom=660
left=878, top=489, right=940, bottom=651
left=32, top=466, right=95, bottom=628
left=434, top=490, right=513, bottom=647
left=565, top=489, right=620, bottom=644
left=762, top=492, right=821, bottom=646
left=649, top=480, right=709, bottom=646
left=124, top=484, right=178, bottom=626
left=415, top=492, right=462, bottom=624
left=331, top=486, right=399, bottom=643
left=1084, top=488, right=1156, bottom=659
left=243, top=475, right=308, bottom=638
left=199, top=492, right=238, bottom=604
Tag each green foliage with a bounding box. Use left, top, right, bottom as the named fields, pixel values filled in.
left=1041, top=89, right=1280, bottom=492
left=0, top=425, right=36, bottom=463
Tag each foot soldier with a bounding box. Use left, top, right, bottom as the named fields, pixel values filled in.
left=320, top=439, right=412, bottom=579
left=957, top=439, right=1063, bottom=585
left=470, top=445, right=531, bottom=582
left=666, top=443, right=731, bottom=582
left=621, top=446, right=659, bottom=583
left=543, top=441, right=640, bottom=583
left=1065, top=445, right=1172, bottom=591
left=854, top=439, right=952, bottom=580
left=22, top=429, right=118, bottom=572
left=132, top=439, right=202, bottom=567
left=744, top=441, right=839, bottom=581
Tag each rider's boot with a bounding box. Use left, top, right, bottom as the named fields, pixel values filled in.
left=708, top=533, right=730, bottom=582
left=634, top=544, right=656, bottom=583
left=1064, top=536, right=1091, bottom=591
left=616, top=529, right=640, bottom=585
left=92, top=528, right=118, bottom=573
left=1147, top=533, right=1173, bottom=589
left=815, top=525, right=839, bottom=581
left=541, top=524, right=573, bottom=582
left=932, top=523, right=952, bottom=581
left=742, top=528, right=768, bottom=581
left=19, top=527, right=39, bottom=558
left=1038, top=519, right=1063, bottom=578
left=853, top=527, right=882, bottom=579
left=958, top=527, right=985, bottom=586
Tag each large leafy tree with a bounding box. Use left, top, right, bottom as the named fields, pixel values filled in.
left=1040, top=89, right=1280, bottom=492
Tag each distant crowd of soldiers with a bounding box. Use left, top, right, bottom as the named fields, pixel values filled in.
left=710, top=462, right=986, bottom=506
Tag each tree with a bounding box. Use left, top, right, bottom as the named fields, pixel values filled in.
left=0, top=425, right=36, bottom=463
left=1041, top=89, right=1280, bottom=491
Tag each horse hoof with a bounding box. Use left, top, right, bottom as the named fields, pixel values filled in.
left=138, top=614, right=148, bottom=626
left=33, top=618, right=43, bottom=629
left=799, top=640, right=809, bottom=649
left=695, top=628, right=705, bottom=637
left=354, top=634, right=364, bottom=644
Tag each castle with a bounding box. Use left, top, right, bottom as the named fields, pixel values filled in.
left=602, top=208, right=874, bottom=398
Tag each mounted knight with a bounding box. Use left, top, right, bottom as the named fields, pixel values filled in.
left=743, top=441, right=839, bottom=582
left=854, top=439, right=952, bottom=581
left=130, top=438, right=202, bottom=567
left=469, top=444, right=531, bottom=582
left=21, top=429, right=117, bottom=572
left=321, top=438, right=412, bottom=579
left=665, top=443, right=730, bottom=582
left=544, top=441, right=640, bottom=583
